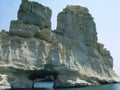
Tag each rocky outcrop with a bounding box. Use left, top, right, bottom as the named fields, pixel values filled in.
left=0, top=0, right=120, bottom=89
left=56, top=5, right=97, bottom=46
left=0, top=74, right=11, bottom=89
left=9, top=20, right=40, bottom=38
left=18, top=0, right=51, bottom=29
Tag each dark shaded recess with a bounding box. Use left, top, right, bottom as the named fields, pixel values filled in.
left=3, top=67, right=58, bottom=82
left=28, top=69, right=58, bottom=81
left=34, top=32, right=51, bottom=43
left=98, top=79, right=117, bottom=84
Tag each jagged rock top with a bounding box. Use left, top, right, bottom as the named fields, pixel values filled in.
left=64, top=5, right=91, bottom=16
left=18, top=0, right=51, bottom=29
left=0, top=0, right=120, bottom=89
left=57, top=5, right=97, bottom=46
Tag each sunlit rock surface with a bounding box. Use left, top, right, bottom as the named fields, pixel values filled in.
left=0, top=0, right=120, bottom=89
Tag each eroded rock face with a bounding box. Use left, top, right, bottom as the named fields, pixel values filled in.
left=0, top=0, right=120, bottom=89
left=9, top=20, right=40, bottom=38
left=56, top=5, right=97, bottom=46
left=18, top=0, right=51, bottom=29
left=0, top=74, right=11, bottom=89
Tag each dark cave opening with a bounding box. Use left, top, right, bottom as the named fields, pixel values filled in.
left=28, top=69, right=58, bottom=81
left=28, top=69, right=58, bottom=88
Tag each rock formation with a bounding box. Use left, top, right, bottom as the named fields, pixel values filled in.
left=0, top=0, right=120, bottom=89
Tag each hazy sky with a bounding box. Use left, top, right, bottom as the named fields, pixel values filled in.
left=0, top=0, right=120, bottom=76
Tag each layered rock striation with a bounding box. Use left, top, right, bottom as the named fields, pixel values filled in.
left=0, top=0, right=120, bottom=89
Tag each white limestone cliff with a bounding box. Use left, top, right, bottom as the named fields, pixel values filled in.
left=0, top=0, right=120, bottom=89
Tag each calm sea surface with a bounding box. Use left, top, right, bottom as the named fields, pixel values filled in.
left=11, top=83, right=120, bottom=90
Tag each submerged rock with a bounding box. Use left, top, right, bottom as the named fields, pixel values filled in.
left=0, top=0, right=120, bottom=89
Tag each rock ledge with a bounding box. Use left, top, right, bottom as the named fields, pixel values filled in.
left=0, top=0, right=120, bottom=89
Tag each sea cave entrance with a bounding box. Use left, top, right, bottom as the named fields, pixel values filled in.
left=28, top=69, right=58, bottom=88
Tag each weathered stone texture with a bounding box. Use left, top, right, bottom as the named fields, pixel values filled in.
left=0, top=0, right=120, bottom=89
left=9, top=20, right=40, bottom=38
left=18, top=0, right=51, bottom=29
left=56, top=5, right=97, bottom=46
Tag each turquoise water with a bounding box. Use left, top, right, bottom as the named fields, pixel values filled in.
left=11, top=83, right=120, bottom=90
left=55, top=83, right=120, bottom=90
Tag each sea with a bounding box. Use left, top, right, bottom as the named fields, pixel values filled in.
left=11, top=83, right=120, bottom=90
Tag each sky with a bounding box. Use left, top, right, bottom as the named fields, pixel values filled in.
left=0, top=0, right=120, bottom=76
